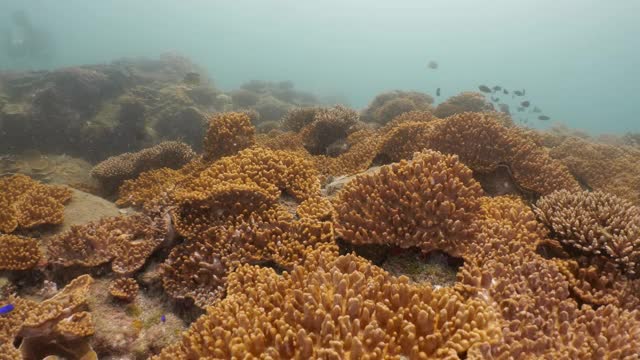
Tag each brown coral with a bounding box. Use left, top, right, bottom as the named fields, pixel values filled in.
left=535, top=190, right=640, bottom=276
left=91, top=141, right=196, bottom=192
left=433, top=91, right=494, bottom=118
left=281, top=106, right=320, bottom=132
left=109, top=278, right=139, bottom=301
left=0, top=234, right=42, bottom=270
left=203, top=111, right=255, bottom=161
left=549, top=137, right=640, bottom=204
left=299, top=105, right=361, bottom=156
left=362, top=90, right=434, bottom=124
left=0, top=174, right=71, bottom=233
left=376, top=112, right=581, bottom=195
left=154, top=249, right=500, bottom=359
left=46, top=214, right=168, bottom=275
left=162, top=207, right=336, bottom=307
left=334, top=150, right=484, bottom=256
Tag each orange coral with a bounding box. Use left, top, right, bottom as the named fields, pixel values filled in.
left=362, top=90, right=434, bottom=124
left=535, top=190, right=640, bottom=275
left=162, top=210, right=335, bottom=307
left=376, top=112, right=581, bottom=195
left=0, top=174, right=71, bottom=233
left=0, top=234, right=42, bottom=270
left=154, top=249, right=500, bottom=359
left=334, top=150, right=484, bottom=256
left=549, top=137, right=640, bottom=204
left=91, top=140, right=196, bottom=191
left=203, top=111, right=255, bottom=161
left=109, top=277, right=139, bottom=301
left=46, top=214, right=167, bottom=275
left=433, top=91, right=494, bottom=119
left=299, top=105, right=361, bottom=155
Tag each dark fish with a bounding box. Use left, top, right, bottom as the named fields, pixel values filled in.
left=478, top=85, right=492, bottom=93
left=514, top=90, right=524, bottom=96
left=498, top=103, right=510, bottom=114
left=0, top=304, right=14, bottom=315
left=436, top=87, right=441, bottom=97
left=517, top=107, right=525, bottom=112
left=521, top=101, right=530, bottom=108
left=532, top=106, right=542, bottom=113
left=503, top=89, right=508, bottom=95
left=427, top=60, right=438, bottom=69
left=161, top=314, right=166, bottom=323
left=538, top=115, right=550, bottom=121
left=492, top=86, right=502, bottom=91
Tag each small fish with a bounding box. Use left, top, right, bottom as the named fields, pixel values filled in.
left=532, top=106, right=542, bottom=113
left=436, top=87, right=441, bottom=97
left=498, top=103, right=510, bottom=114
left=0, top=304, right=14, bottom=315
left=517, top=107, right=525, bottom=112
left=492, top=86, right=502, bottom=91
left=521, top=101, right=530, bottom=108
left=514, top=90, right=524, bottom=96
left=503, top=89, right=509, bottom=95
left=538, top=115, right=550, bottom=121
left=478, top=85, right=492, bottom=93
left=491, top=96, right=500, bottom=102
left=427, top=60, right=438, bottom=69
left=161, top=314, right=166, bottom=323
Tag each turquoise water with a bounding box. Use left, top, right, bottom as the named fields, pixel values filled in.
left=1, top=0, right=638, bottom=133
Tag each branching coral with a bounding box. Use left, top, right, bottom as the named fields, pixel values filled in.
left=0, top=234, right=42, bottom=270
left=154, top=249, right=500, bottom=359
left=91, top=141, right=196, bottom=192
left=202, top=111, right=256, bottom=161
left=116, top=159, right=205, bottom=212
left=376, top=112, right=581, bottom=195
left=334, top=150, right=484, bottom=256
left=109, top=277, right=139, bottom=302
left=281, top=106, right=320, bottom=132
left=299, top=105, right=361, bottom=156
left=0, top=275, right=97, bottom=359
left=433, top=91, right=494, bottom=119
left=549, top=137, right=640, bottom=204
left=0, top=174, right=71, bottom=233
left=46, top=214, right=168, bottom=275
left=535, top=190, right=640, bottom=276
left=162, top=212, right=336, bottom=308
left=362, top=90, right=434, bottom=124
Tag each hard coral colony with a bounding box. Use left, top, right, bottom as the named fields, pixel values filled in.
left=0, top=60, right=639, bottom=359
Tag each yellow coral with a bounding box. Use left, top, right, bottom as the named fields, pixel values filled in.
left=203, top=111, right=256, bottom=161
left=0, top=234, right=42, bottom=270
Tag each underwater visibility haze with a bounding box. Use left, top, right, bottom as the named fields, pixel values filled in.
left=1, top=1, right=640, bottom=359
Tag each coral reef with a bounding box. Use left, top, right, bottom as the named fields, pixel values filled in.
left=154, top=249, right=500, bottom=359
left=0, top=234, right=42, bottom=270
left=549, top=137, right=640, bottom=204
left=0, top=54, right=214, bottom=160
left=0, top=174, right=71, bottom=233
left=46, top=214, right=169, bottom=275
left=91, top=141, right=196, bottom=192
left=1, top=275, right=97, bottom=359
left=376, top=112, right=580, bottom=195
left=299, top=105, right=361, bottom=155
left=535, top=190, right=640, bottom=276
left=433, top=91, right=494, bottom=118
left=202, top=112, right=256, bottom=161
left=109, top=277, right=139, bottom=302
left=362, top=90, right=434, bottom=124
left=334, top=150, right=483, bottom=256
